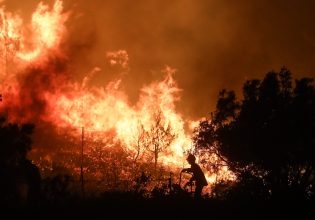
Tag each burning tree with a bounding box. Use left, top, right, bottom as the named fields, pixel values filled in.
left=144, top=111, right=176, bottom=171
left=127, top=122, right=147, bottom=164
left=0, top=0, right=237, bottom=197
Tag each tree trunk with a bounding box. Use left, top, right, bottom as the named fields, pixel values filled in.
left=154, top=151, right=158, bottom=171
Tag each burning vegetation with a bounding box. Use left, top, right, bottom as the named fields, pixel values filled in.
left=0, top=0, right=234, bottom=196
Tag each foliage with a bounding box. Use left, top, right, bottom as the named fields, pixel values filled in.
left=0, top=117, right=41, bottom=206
left=194, top=68, right=315, bottom=200
left=0, top=117, right=34, bottom=164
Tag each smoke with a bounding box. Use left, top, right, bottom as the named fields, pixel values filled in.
left=1, top=0, right=315, bottom=128
left=0, top=0, right=240, bottom=184
left=4, top=0, right=315, bottom=120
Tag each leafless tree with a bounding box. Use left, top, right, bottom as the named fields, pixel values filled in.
left=144, top=111, right=176, bottom=171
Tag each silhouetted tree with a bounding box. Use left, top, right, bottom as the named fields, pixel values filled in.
left=194, top=68, right=315, bottom=200
left=131, top=123, right=147, bottom=163
left=0, top=117, right=41, bottom=206
left=144, top=111, right=176, bottom=171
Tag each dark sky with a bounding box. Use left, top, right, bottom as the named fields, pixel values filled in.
left=5, top=0, right=315, bottom=120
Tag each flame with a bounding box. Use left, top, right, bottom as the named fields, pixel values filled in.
left=0, top=0, right=68, bottom=64
left=0, top=0, right=235, bottom=192
left=42, top=66, right=190, bottom=167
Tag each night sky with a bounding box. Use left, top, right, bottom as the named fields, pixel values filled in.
left=5, top=0, right=315, bottom=120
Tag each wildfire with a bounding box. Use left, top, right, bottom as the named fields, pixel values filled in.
left=0, top=0, right=235, bottom=192
left=0, top=0, right=67, bottom=66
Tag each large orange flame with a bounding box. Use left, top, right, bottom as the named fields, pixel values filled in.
left=0, top=0, right=235, bottom=192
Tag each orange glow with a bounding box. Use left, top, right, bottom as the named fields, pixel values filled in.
left=0, top=0, right=68, bottom=63
left=0, top=0, right=235, bottom=192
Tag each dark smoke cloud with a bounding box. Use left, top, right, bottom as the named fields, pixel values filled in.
left=4, top=56, right=69, bottom=124
left=5, top=0, right=315, bottom=120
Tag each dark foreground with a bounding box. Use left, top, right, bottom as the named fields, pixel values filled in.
left=2, top=193, right=315, bottom=219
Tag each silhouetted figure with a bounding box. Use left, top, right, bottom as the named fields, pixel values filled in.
left=181, top=154, right=208, bottom=199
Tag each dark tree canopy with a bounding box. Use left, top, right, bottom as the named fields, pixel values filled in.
left=194, top=68, right=315, bottom=200
left=0, top=117, right=41, bottom=206
left=0, top=117, right=34, bottom=165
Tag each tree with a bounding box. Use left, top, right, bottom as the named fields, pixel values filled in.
left=195, top=68, right=315, bottom=200
left=144, top=111, right=176, bottom=171
left=0, top=117, right=41, bottom=206
left=0, top=117, right=34, bottom=167
left=192, top=119, right=232, bottom=185
left=129, top=123, right=148, bottom=164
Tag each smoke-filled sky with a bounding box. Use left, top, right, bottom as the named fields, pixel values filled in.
left=4, top=0, right=315, bottom=120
